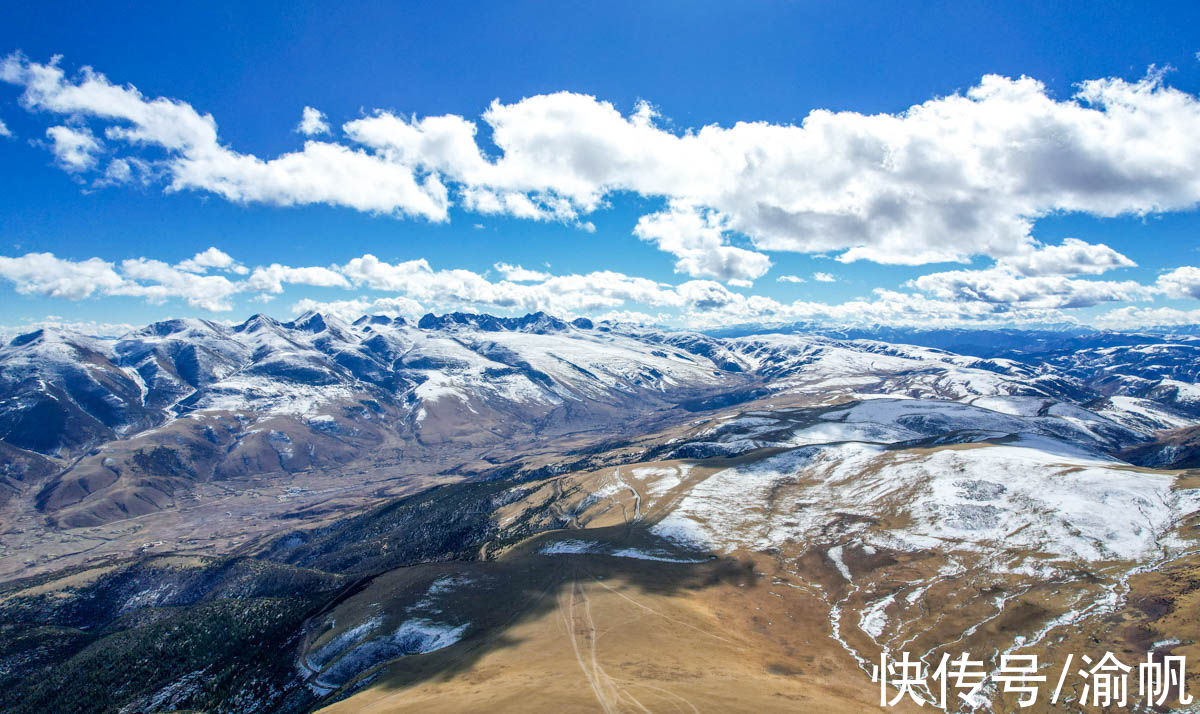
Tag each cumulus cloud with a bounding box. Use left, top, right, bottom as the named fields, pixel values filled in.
left=246, top=263, right=351, bottom=294
left=45, top=125, right=101, bottom=171
left=0, top=251, right=242, bottom=318
left=337, top=254, right=685, bottom=314
left=494, top=263, right=550, bottom=282
left=901, top=237, right=1151, bottom=310
left=0, top=117, right=11, bottom=137
left=6, top=54, right=1200, bottom=276
left=1156, top=265, right=1200, bottom=299
left=909, top=267, right=1152, bottom=309
left=0, top=247, right=685, bottom=318
left=340, top=71, right=1200, bottom=268
left=0, top=252, right=124, bottom=299
left=115, top=258, right=242, bottom=310
left=1, top=55, right=449, bottom=219
left=296, top=106, right=330, bottom=136
left=776, top=274, right=806, bottom=283
left=176, top=247, right=248, bottom=274
left=997, top=237, right=1135, bottom=276
left=0, top=248, right=318, bottom=311
left=3, top=245, right=1195, bottom=329
left=813, top=272, right=836, bottom=283
left=102, top=158, right=131, bottom=183
left=633, top=201, right=770, bottom=282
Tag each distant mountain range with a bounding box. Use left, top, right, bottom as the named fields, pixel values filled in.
left=706, top=321, right=1200, bottom=356
left=2, top=311, right=1198, bottom=529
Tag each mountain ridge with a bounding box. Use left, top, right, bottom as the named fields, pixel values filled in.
left=1, top=309, right=1197, bottom=536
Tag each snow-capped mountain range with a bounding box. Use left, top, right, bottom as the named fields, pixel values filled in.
left=1, top=311, right=1198, bottom=529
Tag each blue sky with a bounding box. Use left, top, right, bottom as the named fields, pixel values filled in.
left=1, top=1, right=1199, bottom=332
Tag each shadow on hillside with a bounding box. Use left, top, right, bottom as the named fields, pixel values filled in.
left=0, top=475, right=762, bottom=713
left=299, top=523, right=760, bottom=707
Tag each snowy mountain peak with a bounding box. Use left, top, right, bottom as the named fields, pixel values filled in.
left=414, top=311, right=573, bottom=333
left=234, top=313, right=284, bottom=333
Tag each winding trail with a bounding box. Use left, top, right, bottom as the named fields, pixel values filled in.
left=558, top=573, right=702, bottom=713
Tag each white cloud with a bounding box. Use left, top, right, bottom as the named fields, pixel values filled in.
left=908, top=267, right=1152, bottom=309
left=0, top=248, right=342, bottom=311
left=102, top=158, right=131, bottom=183
left=374, top=71, right=1200, bottom=268
left=115, top=258, right=242, bottom=310
left=0, top=248, right=1195, bottom=329
left=296, top=106, right=330, bottom=136
left=659, top=286, right=1085, bottom=329
left=246, top=263, right=351, bottom=294
left=776, top=274, right=806, bottom=283
left=997, top=237, right=1135, bottom=276
left=6, top=54, right=1200, bottom=277
left=2, top=55, right=449, bottom=219
left=813, top=272, right=836, bottom=283
left=898, top=238, right=1149, bottom=311
left=177, top=247, right=247, bottom=274
left=0, top=252, right=124, bottom=299
left=461, top=187, right=557, bottom=221
left=173, top=140, right=450, bottom=218
left=1156, top=265, right=1200, bottom=299
left=337, top=254, right=685, bottom=315
left=0, top=246, right=1151, bottom=325
left=633, top=201, right=770, bottom=282
left=97, top=156, right=155, bottom=187
left=493, top=262, right=550, bottom=282
left=0, top=117, right=11, bottom=137
left=45, top=125, right=101, bottom=171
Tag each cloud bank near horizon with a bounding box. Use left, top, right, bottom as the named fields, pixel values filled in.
left=1, top=244, right=1198, bottom=331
